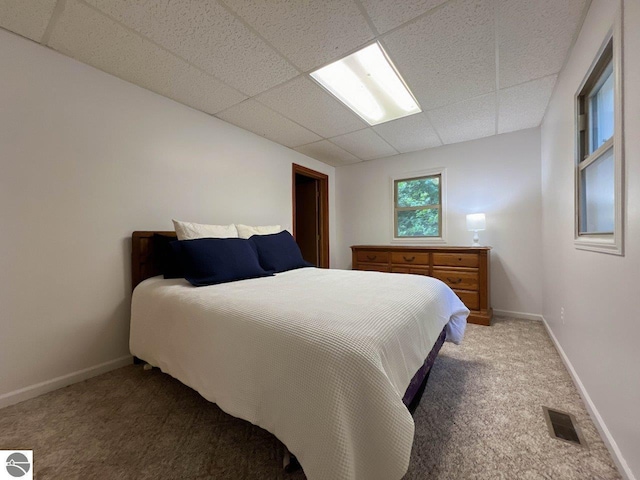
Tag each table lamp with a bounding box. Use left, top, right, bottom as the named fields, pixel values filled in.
left=466, top=213, right=486, bottom=246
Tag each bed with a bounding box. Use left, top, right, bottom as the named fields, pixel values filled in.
left=129, top=231, right=469, bottom=480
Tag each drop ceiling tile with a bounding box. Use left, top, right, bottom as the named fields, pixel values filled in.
left=330, top=129, right=398, bottom=161
left=84, top=0, right=298, bottom=96
left=382, top=0, right=495, bottom=110
left=359, top=0, right=449, bottom=34
left=295, top=140, right=361, bottom=167
left=256, top=76, right=367, bottom=138
left=223, top=0, right=374, bottom=71
left=428, top=93, right=496, bottom=144
left=217, top=100, right=321, bottom=148
left=498, top=0, right=587, bottom=88
left=0, top=0, right=57, bottom=42
left=373, top=113, right=442, bottom=153
left=47, top=1, right=246, bottom=115
left=499, top=75, right=556, bottom=134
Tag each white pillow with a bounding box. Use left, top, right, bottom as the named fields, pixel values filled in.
left=236, top=224, right=282, bottom=239
left=172, top=219, right=239, bottom=240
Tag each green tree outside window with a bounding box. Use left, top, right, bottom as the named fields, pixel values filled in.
left=394, top=175, right=441, bottom=237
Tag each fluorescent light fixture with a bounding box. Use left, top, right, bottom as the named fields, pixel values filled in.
left=310, top=43, right=421, bottom=126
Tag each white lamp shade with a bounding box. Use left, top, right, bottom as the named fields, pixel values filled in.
left=466, top=213, right=486, bottom=231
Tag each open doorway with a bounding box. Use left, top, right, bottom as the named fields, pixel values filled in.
left=292, top=164, right=329, bottom=268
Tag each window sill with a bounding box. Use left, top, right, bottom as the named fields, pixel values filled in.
left=574, top=236, right=623, bottom=256
left=391, top=237, right=447, bottom=245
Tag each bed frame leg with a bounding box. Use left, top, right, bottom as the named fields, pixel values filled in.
left=134, top=356, right=153, bottom=371
left=283, top=447, right=301, bottom=473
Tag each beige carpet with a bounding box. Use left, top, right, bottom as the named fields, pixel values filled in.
left=0, top=317, right=621, bottom=479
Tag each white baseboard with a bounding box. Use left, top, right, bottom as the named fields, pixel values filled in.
left=493, top=309, right=543, bottom=321
left=0, top=355, right=132, bottom=410
left=542, top=317, right=636, bottom=480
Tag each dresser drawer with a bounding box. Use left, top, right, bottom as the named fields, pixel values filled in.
left=433, top=253, right=479, bottom=268
left=454, top=290, right=479, bottom=310
left=357, top=263, right=390, bottom=273
left=432, top=269, right=479, bottom=291
left=391, top=266, right=430, bottom=276
left=390, top=252, right=430, bottom=265
left=356, top=250, right=389, bottom=264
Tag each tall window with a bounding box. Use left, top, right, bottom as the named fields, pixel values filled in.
left=575, top=14, right=623, bottom=255
left=577, top=41, right=614, bottom=235
left=393, top=169, right=445, bottom=240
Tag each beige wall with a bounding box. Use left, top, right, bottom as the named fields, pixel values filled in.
left=0, top=29, right=335, bottom=405
left=541, top=1, right=639, bottom=478
left=335, top=128, right=543, bottom=317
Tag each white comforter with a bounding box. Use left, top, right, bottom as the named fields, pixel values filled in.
left=130, top=267, right=468, bottom=480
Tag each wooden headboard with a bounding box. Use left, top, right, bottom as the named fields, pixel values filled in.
left=131, top=231, right=176, bottom=291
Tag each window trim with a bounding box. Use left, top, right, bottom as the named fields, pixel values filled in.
left=390, top=167, right=447, bottom=243
left=573, top=8, right=624, bottom=255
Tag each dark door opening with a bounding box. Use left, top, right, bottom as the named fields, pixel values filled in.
left=292, top=164, right=329, bottom=268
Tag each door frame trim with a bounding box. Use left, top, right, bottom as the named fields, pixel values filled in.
left=292, top=164, right=329, bottom=268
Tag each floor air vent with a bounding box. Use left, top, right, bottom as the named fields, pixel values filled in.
left=542, top=406, right=586, bottom=446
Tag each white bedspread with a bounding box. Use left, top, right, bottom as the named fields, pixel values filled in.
left=130, top=267, right=468, bottom=480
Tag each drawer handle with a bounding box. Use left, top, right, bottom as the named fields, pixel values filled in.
left=403, top=256, right=415, bottom=262
left=447, top=277, right=462, bottom=284
left=366, top=255, right=377, bottom=261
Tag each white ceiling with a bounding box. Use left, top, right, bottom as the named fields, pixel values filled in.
left=0, top=0, right=589, bottom=167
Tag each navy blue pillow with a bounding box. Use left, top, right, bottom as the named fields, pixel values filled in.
left=153, top=234, right=184, bottom=279
left=178, top=238, right=273, bottom=287
left=250, top=231, right=314, bottom=273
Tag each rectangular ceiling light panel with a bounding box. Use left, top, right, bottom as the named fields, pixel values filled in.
left=310, top=42, right=421, bottom=126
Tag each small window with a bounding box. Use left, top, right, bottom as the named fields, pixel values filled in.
left=575, top=15, right=623, bottom=255
left=392, top=169, right=445, bottom=241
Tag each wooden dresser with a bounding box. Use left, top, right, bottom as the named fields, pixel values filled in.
left=351, top=245, right=492, bottom=326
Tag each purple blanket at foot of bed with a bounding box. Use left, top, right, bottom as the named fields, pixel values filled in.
left=402, top=328, right=447, bottom=407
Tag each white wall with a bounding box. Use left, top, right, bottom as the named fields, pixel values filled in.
left=335, top=128, right=543, bottom=317
left=0, top=29, right=335, bottom=404
left=541, top=1, right=639, bottom=478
